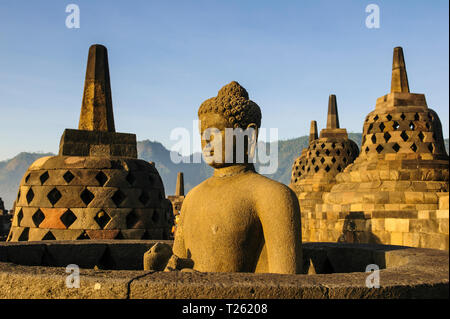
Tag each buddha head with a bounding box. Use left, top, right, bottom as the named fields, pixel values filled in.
left=198, top=81, right=262, bottom=168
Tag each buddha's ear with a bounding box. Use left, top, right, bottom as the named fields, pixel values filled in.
left=246, top=123, right=258, bottom=161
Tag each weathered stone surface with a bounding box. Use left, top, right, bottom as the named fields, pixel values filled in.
left=290, top=95, right=359, bottom=216
left=1, top=241, right=446, bottom=299
left=298, top=47, right=449, bottom=250
left=173, top=82, right=302, bottom=274
left=143, top=242, right=173, bottom=271
left=7, top=45, right=172, bottom=242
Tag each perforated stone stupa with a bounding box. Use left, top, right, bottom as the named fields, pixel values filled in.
left=312, top=47, right=449, bottom=249
left=7, top=44, right=173, bottom=242
left=290, top=95, right=359, bottom=215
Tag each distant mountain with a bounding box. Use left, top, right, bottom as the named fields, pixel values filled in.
left=0, top=152, right=54, bottom=210
left=0, top=137, right=448, bottom=210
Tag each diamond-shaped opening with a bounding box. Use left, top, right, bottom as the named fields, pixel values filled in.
left=32, top=209, right=45, bottom=227
left=336, top=150, right=341, bottom=156
left=400, top=113, right=406, bottom=120
left=325, top=165, right=331, bottom=172
left=409, top=122, right=415, bottom=130
left=42, top=231, right=56, bottom=241
left=60, top=209, right=77, bottom=229
left=410, top=143, right=418, bottom=152
left=331, top=157, right=336, bottom=163
left=311, top=158, right=316, bottom=165
left=343, top=157, right=347, bottom=163
left=383, top=132, right=391, bottom=143
left=331, top=143, right=336, bottom=149
left=126, top=172, right=136, bottom=186
left=314, top=166, right=319, bottom=173
left=39, top=171, right=49, bottom=185
left=400, top=131, right=409, bottom=142
left=312, top=144, right=316, bottom=150
left=139, top=191, right=150, bottom=206
left=111, top=190, right=126, bottom=207
left=320, top=157, right=325, bottom=164
left=365, top=146, right=369, bottom=153
left=428, top=143, right=434, bottom=153
left=301, top=165, right=305, bottom=170
left=376, top=145, right=384, bottom=154
left=393, top=121, right=400, bottom=130
left=95, top=171, right=108, bottom=186
left=17, top=208, right=23, bottom=226
left=315, top=151, right=320, bottom=156
left=379, top=123, right=385, bottom=132
left=371, top=135, right=377, bottom=144
left=325, top=149, right=330, bottom=156
left=63, top=171, right=75, bottom=184
left=141, top=231, right=151, bottom=240
left=392, top=143, right=400, bottom=153
left=47, top=188, right=62, bottom=206
left=386, top=114, right=392, bottom=121
left=425, top=123, right=431, bottom=130
left=18, top=227, right=29, bottom=241
left=418, top=132, right=425, bottom=142
left=347, top=149, right=351, bottom=156
left=126, top=210, right=140, bottom=228
left=115, top=231, right=124, bottom=239
left=373, top=115, right=379, bottom=121
left=337, top=165, right=342, bottom=172
left=77, top=231, right=90, bottom=240
left=94, top=210, right=111, bottom=229
left=17, top=190, right=21, bottom=201
left=320, top=143, right=325, bottom=149
left=414, top=113, right=420, bottom=121
left=26, top=188, right=34, bottom=204
left=152, top=210, right=160, bottom=223
left=25, top=173, right=31, bottom=183
left=80, top=189, right=95, bottom=206
left=367, top=123, right=373, bottom=133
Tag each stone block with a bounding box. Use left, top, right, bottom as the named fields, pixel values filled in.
left=385, top=218, right=409, bottom=232
left=438, top=219, right=449, bottom=235
left=402, top=232, right=420, bottom=247
left=436, top=210, right=449, bottom=219
left=390, top=232, right=404, bottom=246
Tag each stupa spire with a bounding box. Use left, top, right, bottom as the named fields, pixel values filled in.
left=309, top=120, right=318, bottom=143
left=390, top=47, right=410, bottom=93
left=326, top=94, right=339, bottom=129
left=78, top=44, right=115, bottom=132
left=175, top=172, right=185, bottom=196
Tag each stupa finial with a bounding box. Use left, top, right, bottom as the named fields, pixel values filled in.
left=309, top=120, right=318, bottom=143
left=78, top=44, right=115, bottom=132
left=391, top=47, right=410, bottom=93
left=326, top=94, right=340, bottom=129
left=175, top=172, right=185, bottom=196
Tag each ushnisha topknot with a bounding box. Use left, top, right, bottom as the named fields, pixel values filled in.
left=198, top=81, right=262, bottom=129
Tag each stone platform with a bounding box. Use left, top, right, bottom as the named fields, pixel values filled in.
left=0, top=240, right=447, bottom=299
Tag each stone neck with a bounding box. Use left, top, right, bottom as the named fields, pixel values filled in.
left=213, top=164, right=255, bottom=178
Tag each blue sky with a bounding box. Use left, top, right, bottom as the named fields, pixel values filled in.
left=0, top=0, right=448, bottom=160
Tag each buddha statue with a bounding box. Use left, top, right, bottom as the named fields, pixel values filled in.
left=172, top=81, right=303, bottom=274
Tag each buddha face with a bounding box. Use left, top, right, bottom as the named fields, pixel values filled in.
left=199, top=113, right=258, bottom=169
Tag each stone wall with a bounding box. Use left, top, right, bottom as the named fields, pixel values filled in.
left=302, top=192, right=449, bottom=250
